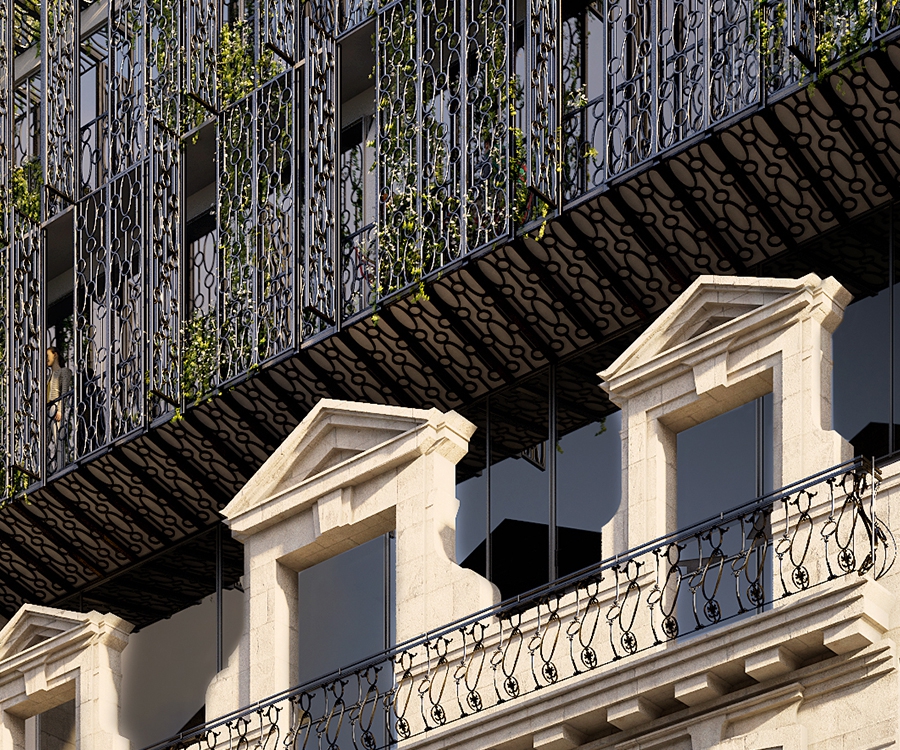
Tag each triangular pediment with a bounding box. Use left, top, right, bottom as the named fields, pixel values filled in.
left=0, top=605, right=96, bottom=661
left=602, top=274, right=821, bottom=381
left=223, top=400, right=442, bottom=520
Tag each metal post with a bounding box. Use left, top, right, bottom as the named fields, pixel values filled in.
left=549, top=365, right=557, bottom=582
left=485, top=395, right=492, bottom=582
left=756, top=397, right=764, bottom=497
left=870, top=457, right=877, bottom=575
left=890, top=202, right=895, bottom=455
left=216, top=522, right=223, bottom=672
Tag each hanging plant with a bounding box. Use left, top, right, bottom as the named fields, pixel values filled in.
left=218, top=20, right=280, bottom=108
left=11, top=158, right=42, bottom=224
left=181, top=308, right=218, bottom=405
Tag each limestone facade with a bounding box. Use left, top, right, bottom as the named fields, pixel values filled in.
left=2, top=273, right=900, bottom=750
left=0, top=606, right=131, bottom=750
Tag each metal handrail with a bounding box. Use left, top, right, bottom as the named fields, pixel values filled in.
left=143, top=455, right=896, bottom=750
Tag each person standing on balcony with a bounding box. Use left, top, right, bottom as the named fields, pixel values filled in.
left=47, top=346, right=73, bottom=471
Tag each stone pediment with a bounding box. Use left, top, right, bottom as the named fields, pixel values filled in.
left=602, top=274, right=834, bottom=384
left=223, top=400, right=462, bottom=523
left=0, top=605, right=103, bottom=661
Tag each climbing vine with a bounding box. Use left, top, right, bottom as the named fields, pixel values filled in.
left=179, top=17, right=286, bottom=404
left=753, top=0, right=900, bottom=78
left=11, top=158, right=42, bottom=224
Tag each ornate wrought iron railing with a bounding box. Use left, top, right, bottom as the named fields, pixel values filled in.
left=1, top=0, right=899, bottom=500
left=144, top=457, right=896, bottom=750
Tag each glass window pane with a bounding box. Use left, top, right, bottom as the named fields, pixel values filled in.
left=489, top=371, right=549, bottom=597
left=834, top=286, right=891, bottom=453
left=556, top=411, right=620, bottom=575
left=456, top=403, right=487, bottom=570
left=677, top=400, right=757, bottom=529
left=297, top=535, right=392, bottom=684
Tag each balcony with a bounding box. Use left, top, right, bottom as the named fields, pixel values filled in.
left=145, top=456, right=897, bottom=750
left=1, top=0, right=900, bottom=627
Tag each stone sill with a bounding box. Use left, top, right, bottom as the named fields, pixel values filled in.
left=399, top=575, right=893, bottom=750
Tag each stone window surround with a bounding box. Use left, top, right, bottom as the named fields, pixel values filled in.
left=600, top=274, right=853, bottom=553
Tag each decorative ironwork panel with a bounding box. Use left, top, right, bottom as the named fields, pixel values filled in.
left=758, top=0, right=809, bottom=94
left=341, top=224, right=376, bottom=321
left=219, top=95, right=257, bottom=383
left=149, top=124, right=180, bottom=418
left=12, top=1, right=41, bottom=53
left=560, top=10, right=585, bottom=203
left=79, top=26, right=110, bottom=195
left=376, top=0, right=431, bottom=295
left=257, top=72, right=296, bottom=362
left=876, top=0, right=900, bottom=35
left=708, top=0, right=759, bottom=122
left=261, top=0, right=298, bottom=62
left=606, top=0, right=654, bottom=175
left=148, top=0, right=181, bottom=133
left=525, top=0, right=560, bottom=209
left=0, top=0, right=9, bottom=497
left=465, top=0, right=510, bottom=250
left=187, top=0, right=219, bottom=114
left=304, top=6, right=337, bottom=335
left=107, top=170, right=146, bottom=440
left=10, top=217, right=43, bottom=490
left=339, top=117, right=375, bottom=240
left=43, top=0, right=79, bottom=214
left=341, top=0, right=375, bottom=33
left=560, top=6, right=606, bottom=203
left=75, top=190, right=109, bottom=458
left=110, top=0, right=148, bottom=176
left=0, top=0, right=9, bottom=243
left=655, top=0, right=704, bottom=149
left=420, top=0, right=464, bottom=270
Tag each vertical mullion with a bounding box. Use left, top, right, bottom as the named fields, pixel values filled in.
left=459, top=0, right=467, bottom=258
left=890, top=202, right=895, bottom=455
left=485, top=394, right=492, bottom=582
left=548, top=365, right=557, bottom=582
left=253, top=88, right=260, bottom=369
left=416, top=0, right=424, bottom=272
left=0, top=0, right=10, bottom=499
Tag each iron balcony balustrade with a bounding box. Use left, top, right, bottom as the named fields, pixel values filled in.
left=145, top=456, right=896, bottom=750
left=0, top=0, right=899, bottom=626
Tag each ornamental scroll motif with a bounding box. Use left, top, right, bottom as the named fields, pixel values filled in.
left=655, top=0, right=704, bottom=150
left=525, top=0, right=559, bottom=210
left=606, top=0, right=653, bottom=176
left=219, top=95, right=257, bottom=383
left=43, top=0, right=78, bottom=215
left=0, top=1, right=9, bottom=492
left=110, top=0, right=148, bottom=176
left=148, top=0, right=181, bottom=133
left=465, top=0, right=510, bottom=251
left=257, top=72, right=296, bottom=363
left=75, top=191, right=109, bottom=459
left=304, top=3, right=337, bottom=335
left=11, top=216, right=42, bottom=488
left=261, top=0, right=298, bottom=63
left=709, top=0, right=759, bottom=122
left=107, top=170, right=146, bottom=442
left=187, top=0, right=218, bottom=114
left=149, top=123, right=180, bottom=418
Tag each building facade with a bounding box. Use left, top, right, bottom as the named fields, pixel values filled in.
left=0, top=0, right=898, bottom=746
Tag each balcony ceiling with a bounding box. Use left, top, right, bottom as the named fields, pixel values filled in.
left=2, top=39, right=900, bottom=629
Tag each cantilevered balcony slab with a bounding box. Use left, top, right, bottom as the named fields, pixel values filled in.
left=397, top=575, right=894, bottom=750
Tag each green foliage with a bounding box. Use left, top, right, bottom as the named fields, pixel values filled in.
left=218, top=20, right=280, bottom=108
left=181, top=310, right=218, bottom=405
left=11, top=159, right=41, bottom=223
left=753, top=0, right=899, bottom=78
